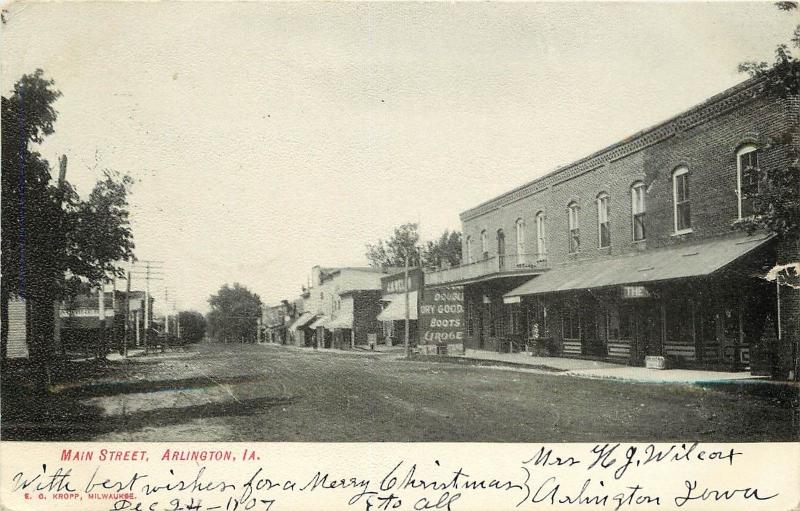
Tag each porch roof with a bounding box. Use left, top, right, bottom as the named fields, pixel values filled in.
left=328, top=313, right=354, bottom=329
left=377, top=291, right=418, bottom=321
left=504, top=232, right=774, bottom=301
left=288, top=311, right=316, bottom=331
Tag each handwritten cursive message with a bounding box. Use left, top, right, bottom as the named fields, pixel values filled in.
left=1, top=443, right=793, bottom=511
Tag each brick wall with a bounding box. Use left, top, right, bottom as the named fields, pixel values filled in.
left=461, top=82, right=794, bottom=267
left=352, top=290, right=383, bottom=345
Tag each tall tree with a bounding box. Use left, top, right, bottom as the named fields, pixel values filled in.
left=365, top=223, right=421, bottom=269
left=1, top=70, right=135, bottom=381
left=421, top=230, right=462, bottom=269
left=207, top=283, right=262, bottom=343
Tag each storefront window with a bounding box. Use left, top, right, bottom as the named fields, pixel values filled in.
left=526, top=301, right=544, bottom=339
left=723, top=303, right=740, bottom=339
left=508, top=303, right=520, bottom=335
left=618, top=306, right=633, bottom=340
left=563, top=307, right=580, bottom=340
left=466, top=301, right=476, bottom=337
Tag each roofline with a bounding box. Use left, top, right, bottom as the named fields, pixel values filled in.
left=339, top=288, right=383, bottom=297
left=460, top=75, right=767, bottom=222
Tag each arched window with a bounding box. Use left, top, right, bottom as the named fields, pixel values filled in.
left=672, top=167, right=691, bottom=233
left=480, top=230, right=488, bottom=259
left=737, top=144, right=760, bottom=219
left=465, top=236, right=473, bottom=264
left=596, top=192, right=610, bottom=248
left=631, top=182, right=646, bottom=241
left=515, top=218, right=526, bottom=265
left=535, top=212, right=547, bottom=262
left=567, top=202, right=580, bottom=254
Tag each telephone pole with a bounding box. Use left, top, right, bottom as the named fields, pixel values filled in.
left=129, top=260, right=164, bottom=355
left=124, top=262, right=132, bottom=358
left=404, top=251, right=410, bottom=359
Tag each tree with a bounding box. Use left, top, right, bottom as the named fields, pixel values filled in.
left=206, top=283, right=262, bottom=343
left=178, top=311, right=207, bottom=344
left=421, top=230, right=462, bottom=269
left=365, top=223, right=421, bottom=269
left=1, top=70, right=135, bottom=382
left=735, top=2, right=800, bottom=240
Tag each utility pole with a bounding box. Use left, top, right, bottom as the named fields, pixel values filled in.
left=124, top=263, right=131, bottom=358
left=98, top=280, right=106, bottom=360
left=129, top=260, right=164, bottom=355
left=404, top=251, right=410, bottom=359
left=145, top=263, right=151, bottom=354
left=164, top=287, right=169, bottom=335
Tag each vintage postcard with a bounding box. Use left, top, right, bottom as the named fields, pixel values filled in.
left=1, top=1, right=798, bottom=510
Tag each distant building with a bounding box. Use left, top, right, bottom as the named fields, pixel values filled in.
left=60, top=290, right=154, bottom=353
left=377, top=268, right=423, bottom=346
left=299, top=265, right=395, bottom=349
left=261, top=300, right=295, bottom=344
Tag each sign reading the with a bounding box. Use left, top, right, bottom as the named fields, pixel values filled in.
left=419, top=286, right=465, bottom=344
left=621, top=285, right=651, bottom=299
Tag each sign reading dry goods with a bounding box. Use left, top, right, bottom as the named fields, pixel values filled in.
left=419, top=286, right=465, bottom=344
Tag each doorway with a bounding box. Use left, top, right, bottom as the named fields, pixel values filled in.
left=633, top=302, right=663, bottom=364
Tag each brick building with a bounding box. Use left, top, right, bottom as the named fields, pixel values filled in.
left=424, top=76, right=798, bottom=376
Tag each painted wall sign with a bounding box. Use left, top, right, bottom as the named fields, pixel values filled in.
left=419, top=286, right=465, bottom=344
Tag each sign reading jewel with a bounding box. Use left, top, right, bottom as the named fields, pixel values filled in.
left=419, top=285, right=465, bottom=344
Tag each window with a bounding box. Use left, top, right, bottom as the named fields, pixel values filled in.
left=526, top=300, right=546, bottom=339
left=535, top=212, right=547, bottom=262
left=737, top=145, right=760, bottom=219
left=465, top=236, right=473, bottom=264
left=631, top=182, right=646, bottom=241
left=480, top=230, right=488, bottom=259
left=466, top=300, right=477, bottom=337
left=515, top=218, right=526, bottom=265
left=606, top=304, right=633, bottom=340
left=596, top=192, right=610, bottom=248
left=509, top=302, right=522, bottom=335
left=567, top=202, right=580, bottom=253
left=563, top=307, right=580, bottom=340
left=673, top=167, right=691, bottom=233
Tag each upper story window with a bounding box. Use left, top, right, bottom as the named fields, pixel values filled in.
left=567, top=202, right=580, bottom=254
left=480, top=230, right=488, bottom=259
left=737, top=144, right=760, bottom=219
left=672, top=167, right=691, bottom=233
left=515, top=218, right=526, bottom=263
left=631, top=182, right=646, bottom=241
left=596, top=192, right=610, bottom=248
left=535, top=211, right=547, bottom=262
left=465, top=236, right=473, bottom=264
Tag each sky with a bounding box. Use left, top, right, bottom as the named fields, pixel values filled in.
left=2, top=1, right=796, bottom=312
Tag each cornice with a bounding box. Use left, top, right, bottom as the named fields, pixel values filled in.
left=460, top=77, right=767, bottom=222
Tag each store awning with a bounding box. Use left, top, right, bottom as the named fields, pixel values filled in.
left=377, top=291, right=418, bottom=321
left=288, top=312, right=316, bottom=331
left=327, top=313, right=353, bottom=329
left=308, top=316, right=328, bottom=330
left=504, top=232, right=774, bottom=302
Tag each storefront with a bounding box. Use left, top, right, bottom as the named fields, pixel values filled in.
left=504, top=232, right=777, bottom=370
left=378, top=268, right=423, bottom=346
